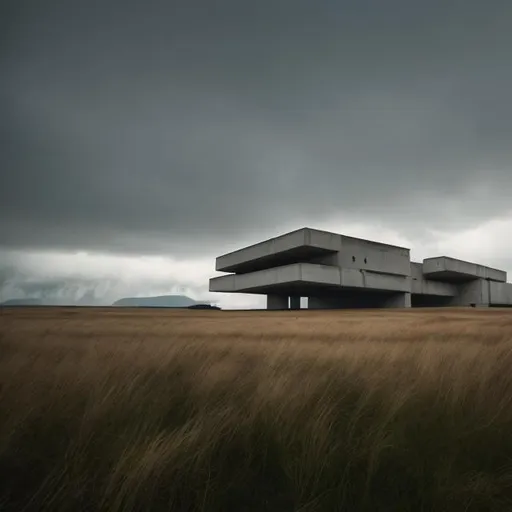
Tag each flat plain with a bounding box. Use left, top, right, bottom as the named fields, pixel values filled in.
left=1, top=306, right=512, bottom=511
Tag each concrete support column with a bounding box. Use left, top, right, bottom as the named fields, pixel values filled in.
left=289, top=296, right=301, bottom=310
left=267, top=294, right=289, bottom=310
left=383, top=292, right=411, bottom=308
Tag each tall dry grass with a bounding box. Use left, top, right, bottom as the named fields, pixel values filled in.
left=1, top=307, right=512, bottom=511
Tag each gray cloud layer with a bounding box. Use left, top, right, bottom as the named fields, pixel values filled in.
left=2, top=0, right=512, bottom=256
left=0, top=255, right=212, bottom=306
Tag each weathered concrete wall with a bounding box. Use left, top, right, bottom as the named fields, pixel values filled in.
left=303, top=264, right=409, bottom=291
left=411, top=278, right=457, bottom=296
left=448, top=280, right=490, bottom=306
left=410, top=262, right=424, bottom=280
left=338, top=236, right=411, bottom=276
left=423, top=257, right=506, bottom=282
left=489, top=282, right=512, bottom=305
left=298, top=263, right=342, bottom=285
left=446, top=280, right=512, bottom=306
left=210, top=263, right=410, bottom=294
left=309, top=236, right=410, bottom=276
left=340, top=268, right=410, bottom=291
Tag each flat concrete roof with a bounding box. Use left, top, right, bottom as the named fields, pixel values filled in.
left=340, top=234, right=410, bottom=251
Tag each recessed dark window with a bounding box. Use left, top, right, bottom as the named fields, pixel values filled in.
left=352, top=256, right=356, bottom=262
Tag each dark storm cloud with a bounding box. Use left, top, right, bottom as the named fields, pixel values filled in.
left=2, top=0, right=512, bottom=255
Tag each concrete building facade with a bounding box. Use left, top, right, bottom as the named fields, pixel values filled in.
left=209, top=228, right=512, bottom=309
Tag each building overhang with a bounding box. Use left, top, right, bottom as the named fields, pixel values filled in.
left=422, top=257, right=506, bottom=283
left=215, top=228, right=340, bottom=274
left=210, top=263, right=410, bottom=295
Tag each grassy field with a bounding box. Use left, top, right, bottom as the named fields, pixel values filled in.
left=1, top=306, right=512, bottom=511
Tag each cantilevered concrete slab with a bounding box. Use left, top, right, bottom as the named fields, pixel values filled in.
left=209, top=228, right=512, bottom=309
left=209, top=263, right=410, bottom=294
left=216, top=228, right=341, bottom=274
left=422, top=257, right=506, bottom=283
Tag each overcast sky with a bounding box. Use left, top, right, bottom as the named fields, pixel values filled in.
left=1, top=0, right=512, bottom=308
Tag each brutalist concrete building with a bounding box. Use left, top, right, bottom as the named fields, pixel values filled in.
left=209, top=228, right=512, bottom=309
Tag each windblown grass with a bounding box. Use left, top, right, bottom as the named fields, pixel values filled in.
left=1, top=307, right=512, bottom=511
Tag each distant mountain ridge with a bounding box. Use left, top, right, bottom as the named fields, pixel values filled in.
left=112, top=295, right=198, bottom=308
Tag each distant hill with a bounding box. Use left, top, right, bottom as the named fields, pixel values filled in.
left=1, top=298, right=44, bottom=306
left=112, top=295, right=198, bottom=308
